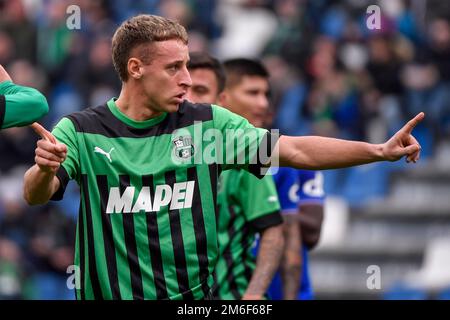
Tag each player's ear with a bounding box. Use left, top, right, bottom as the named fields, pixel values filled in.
left=128, top=58, right=143, bottom=80
left=217, top=91, right=227, bottom=106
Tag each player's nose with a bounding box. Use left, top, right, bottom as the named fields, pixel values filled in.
left=179, top=66, right=192, bottom=88
left=257, top=94, right=269, bottom=111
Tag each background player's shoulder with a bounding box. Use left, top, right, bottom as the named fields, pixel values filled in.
left=298, top=169, right=322, bottom=181
left=275, top=167, right=297, bottom=178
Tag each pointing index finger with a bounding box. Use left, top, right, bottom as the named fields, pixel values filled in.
left=30, top=122, right=57, bottom=144
left=402, top=112, right=425, bottom=134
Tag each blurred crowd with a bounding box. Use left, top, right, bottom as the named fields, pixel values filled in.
left=0, top=0, right=449, bottom=299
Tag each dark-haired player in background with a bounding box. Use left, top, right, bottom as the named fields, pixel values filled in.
left=187, top=53, right=284, bottom=300
left=224, top=56, right=325, bottom=300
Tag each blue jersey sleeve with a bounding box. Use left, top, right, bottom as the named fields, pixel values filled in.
left=297, top=170, right=325, bottom=204
left=273, top=167, right=299, bottom=213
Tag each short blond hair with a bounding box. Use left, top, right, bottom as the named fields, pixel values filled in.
left=112, top=14, right=188, bottom=82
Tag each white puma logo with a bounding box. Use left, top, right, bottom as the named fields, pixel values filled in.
left=94, top=146, right=115, bottom=163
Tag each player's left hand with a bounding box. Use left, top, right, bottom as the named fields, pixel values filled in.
left=381, top=112, right=424, bottom=163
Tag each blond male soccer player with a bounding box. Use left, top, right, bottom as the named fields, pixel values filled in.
left=24, top=15, right=423, bottom=300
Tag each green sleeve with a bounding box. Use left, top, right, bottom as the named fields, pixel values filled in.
left=211, top=104, right=274, bottom=174
left=52, top=117, right=80, bottom=184
left=238, top=172, right=281, bottom=222
left=0, top=81, right=49, bottom=129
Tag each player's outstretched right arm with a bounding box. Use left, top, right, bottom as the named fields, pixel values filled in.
left=275, top=113, right=424, bottom=170
left=23, top=123, right=67, bottom=205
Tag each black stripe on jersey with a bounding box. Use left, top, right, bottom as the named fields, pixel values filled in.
left=143, top=175, right=168, bottom=299
left=208, top=165, right=219, bottom=227
left=249, top=211, right=283, bottom=233
left=248, top=131, right=280, bottom=179
left=51, top=166, right=70, bottom=201
left=211, top=202, right=221, bottom=298
left=77, top=206, right=86, bottom=300
left=165, top=171, right=191, bottom=298
left=186, top=167, right=209, bottom=284
left=97, top=175, right=121, bottom=299
left=65, top=101, right=213, bottom=138
left=240, top=224, right=253, bottom=284
left=0, top=95, right=5, bottom=128
left=81, top=174, right=104, bottom=299
left=119, top=175, right=144, bottom=299
left=222, top=250, right=241, bottom=299
left=223, top=205, right=241, bottom=300
left=211, top=270, right=219, bottom=298
left=201, top=280, right=211, bottom=298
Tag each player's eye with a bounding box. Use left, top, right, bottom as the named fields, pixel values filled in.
left=194, top=86, right=208, bottom=94
left=167, top=64, right=180, bottom=72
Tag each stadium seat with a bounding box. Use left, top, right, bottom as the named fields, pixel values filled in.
left=405, top=237, right=450, bottom=291
left=316, top=196, right=349, bottom=250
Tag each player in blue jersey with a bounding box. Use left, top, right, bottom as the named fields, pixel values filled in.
left=267, top=168, right=325, bottom=299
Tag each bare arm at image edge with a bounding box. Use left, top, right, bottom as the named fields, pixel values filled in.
left=0, top=65, right=49, bottom=129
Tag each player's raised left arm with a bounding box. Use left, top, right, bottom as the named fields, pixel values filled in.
left=275, top=113, right=424, bottom=170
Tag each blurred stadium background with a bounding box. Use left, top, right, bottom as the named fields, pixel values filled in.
left=0, top=0, right=449, bottom=300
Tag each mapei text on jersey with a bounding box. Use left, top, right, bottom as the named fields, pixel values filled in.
left=106, top=181, right=195, bottom=213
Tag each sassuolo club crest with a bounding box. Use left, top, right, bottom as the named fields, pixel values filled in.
left=173, top=136, right=195, bottom=160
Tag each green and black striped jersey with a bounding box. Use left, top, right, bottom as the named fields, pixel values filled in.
left=51, top=98, right=277, bottom=300
left=0, top=81, right=48, bottom=129
left=213, top=170, right=282, bottom=299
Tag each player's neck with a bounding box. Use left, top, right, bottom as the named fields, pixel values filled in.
left=115, top=84, right=164, bottom=121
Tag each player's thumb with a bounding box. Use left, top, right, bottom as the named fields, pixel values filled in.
left=55, top=143, right=67, bottom=153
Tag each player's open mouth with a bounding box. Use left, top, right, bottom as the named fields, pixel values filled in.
left=172, top=93, right=186, bottom=104
left=175, top=92, right=186, bottom=99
